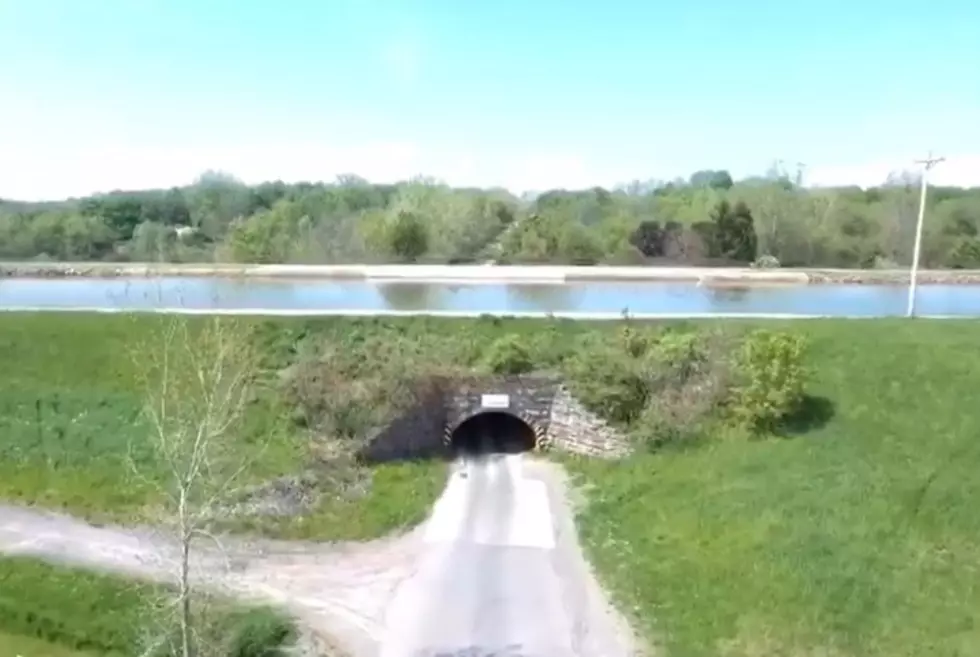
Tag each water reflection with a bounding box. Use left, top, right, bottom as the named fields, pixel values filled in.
left=702, top=286, right=752, bottom=304
left=376, top=282, right=441, bottom=310
left=504, top=283, right=585, bottom=312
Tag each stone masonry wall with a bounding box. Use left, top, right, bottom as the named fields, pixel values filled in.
left=359, top=390, right=449, bottom=463
left=547, top=384, right=631, bottom=458
left=359, top=376, right=631, bottom=461
left=445, top=375, right=560, bottom=446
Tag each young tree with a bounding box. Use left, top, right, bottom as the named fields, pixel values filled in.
left=129, top=314, right=268, bottom=657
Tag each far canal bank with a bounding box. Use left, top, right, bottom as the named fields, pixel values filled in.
left=3, top=262, right=980, bottom=286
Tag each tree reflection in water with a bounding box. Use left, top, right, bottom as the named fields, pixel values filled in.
left=702, top=285, right=752, bottom=306
left=377, top=282, right=438, bottom=311
left=505, top=283, right=582, bottom=313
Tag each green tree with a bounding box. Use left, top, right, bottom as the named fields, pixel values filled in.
left=710, top=200, right=758, bottom=263
left=387, top=211, right=429, bottom=262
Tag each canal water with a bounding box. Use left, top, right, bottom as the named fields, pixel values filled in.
left=1, top=277, right=979, bottom=316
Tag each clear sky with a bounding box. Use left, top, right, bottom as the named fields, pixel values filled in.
left=2, top=0, right=979, bottom=200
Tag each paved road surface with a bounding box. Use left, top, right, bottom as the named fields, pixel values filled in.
left=379, top=432, right=633, bottom=657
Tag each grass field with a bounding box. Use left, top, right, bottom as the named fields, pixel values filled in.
left=568, top=319, right=980, bottom=657
left=0, top=556, right=296, bottom=657
left=0, top=313, right=294, bottom=520
left=0, top=313, right=447, bottom=540
left=0, top=633, right=101, bottom=657
left=4, top=313, right=980, bottom=656
left=0, top=557, right=153, bottom=656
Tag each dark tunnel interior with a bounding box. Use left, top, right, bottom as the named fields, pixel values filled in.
left=451, top=411, right=536, bottom=456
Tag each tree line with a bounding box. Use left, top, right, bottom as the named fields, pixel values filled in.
left=2, top=166, right=979, bottom=268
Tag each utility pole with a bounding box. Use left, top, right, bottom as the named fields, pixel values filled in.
left=793, top=161, right=806, bottom=188
left=907, top=152, right=945, bottom=317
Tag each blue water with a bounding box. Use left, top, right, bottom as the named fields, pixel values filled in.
left=1, top=277, right=979, bottom=316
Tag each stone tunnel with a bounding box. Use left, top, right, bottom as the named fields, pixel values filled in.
left=449, top=411, right=537, bottom=455
left=444, top=375, right=555, bottom=453
left=359, top=374, right=631, bottom=463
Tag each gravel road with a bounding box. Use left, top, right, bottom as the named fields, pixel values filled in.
left=0, top=453, right=636, bottom=656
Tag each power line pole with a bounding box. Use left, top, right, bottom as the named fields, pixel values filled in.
left=907, top=152, right=945, bottom=317
left=794, top=161, right=806, bottom=187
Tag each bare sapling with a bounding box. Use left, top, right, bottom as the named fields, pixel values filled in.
left=128, top=313, right=267, bottom=657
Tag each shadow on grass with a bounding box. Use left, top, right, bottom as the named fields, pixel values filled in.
left=778, top=394, right=836, bottom=437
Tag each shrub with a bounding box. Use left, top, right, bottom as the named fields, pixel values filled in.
left=752, top=254, right=781, bottom=269
left=632, top=330, right=734, bottom=449
left=617, top=319, right=659, bottom=358
left=226, top=608, right=297, bottom=657
left=566, top=326, right=808, bottom=447
left=563, top=342, right=649, bottom=425
left=565, top=328, right=735, bottom=444
left=729, top=329, right=808, bottom=432
left=482, top=334, right=535, bottom=375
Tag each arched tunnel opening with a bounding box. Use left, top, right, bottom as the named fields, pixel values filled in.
left=451, top=411, right=536, bottom=457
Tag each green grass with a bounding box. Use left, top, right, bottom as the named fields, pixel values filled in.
left=568, top=319, right=980, bottom=657
left=0, top=311, right=639, bottom=539
left=0, top=557, right=153, bottom=655
left=0, top=556, right=297, bottom=657
left=9, top=312, right=980, bottom=656
left=0, top=632, right=103, bottom=657
left=0, top=313, right=448, bottom=540
left=0, top=313, right=299, bottom=521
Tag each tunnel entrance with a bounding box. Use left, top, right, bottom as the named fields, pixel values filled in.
left=450, top=411, right=536, bottom=456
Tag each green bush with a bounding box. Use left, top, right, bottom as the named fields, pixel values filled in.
left=226, top=608, right=297, bottom=657
left=482, top=334, right=535, bottom=375
left=564, top=325, right=808, bottom=447
left=729, top=329, right=808, bottom=431
left=632, top=330, right=733, bottom=448
left=564, top=327, right=738, bottom=446
left=563, top=343, right=649, bottom=425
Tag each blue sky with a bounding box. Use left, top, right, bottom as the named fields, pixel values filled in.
left=2, top=0, right=979, bottom=199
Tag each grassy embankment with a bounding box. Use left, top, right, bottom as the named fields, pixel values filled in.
left=0, top=313, right=446, bottom=540
left=0, top=314, right=451, bottom=654
left=569, top=319, right=980, bottom=657
left=2, top=314, right=979, bottom=656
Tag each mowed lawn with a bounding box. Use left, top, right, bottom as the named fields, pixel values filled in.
left=0, top=313, right=446, bottom=539
left=570, top=319, right=980, bottom=657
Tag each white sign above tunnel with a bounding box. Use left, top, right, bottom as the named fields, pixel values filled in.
left=480, top=393, right=510, bottom=409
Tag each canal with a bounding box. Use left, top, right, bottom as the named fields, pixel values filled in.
left=1, top=277, right=979, bottom=317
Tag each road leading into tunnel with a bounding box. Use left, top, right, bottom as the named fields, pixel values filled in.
left=378, top=430, right=635, bottom=657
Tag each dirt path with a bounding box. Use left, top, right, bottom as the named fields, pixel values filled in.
left=0, top=458, right=638, bottom=657
left=0, top=504, right=417, bottom=655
